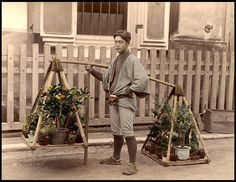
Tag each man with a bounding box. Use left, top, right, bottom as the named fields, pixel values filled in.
left=86, top=30, right=150, bottom=175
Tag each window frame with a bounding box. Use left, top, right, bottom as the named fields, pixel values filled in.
left=40, top=2, right=77, bottom=38
left=127, top=2, right=170, bottom=49
left=39, top=2, right=170, bottom=49
left=75, top=2, right=127, bottom=47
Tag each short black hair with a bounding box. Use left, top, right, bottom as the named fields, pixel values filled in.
left=113, top=30, right=131, bottom=43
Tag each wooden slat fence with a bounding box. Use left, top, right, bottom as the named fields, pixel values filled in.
left=1, top=44, right=234, bottom=131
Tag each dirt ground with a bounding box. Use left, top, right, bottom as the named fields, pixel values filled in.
left=2, top=138, right=234, bottom=180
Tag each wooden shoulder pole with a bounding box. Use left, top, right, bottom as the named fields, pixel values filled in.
left=149, top=77, right=175, bottom=88
left=52, top=60, right=175, bottom=88
left=49, top=60, right=109, bottom=69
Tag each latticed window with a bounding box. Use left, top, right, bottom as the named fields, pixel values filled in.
left=77, top=2, right=127, bottom=36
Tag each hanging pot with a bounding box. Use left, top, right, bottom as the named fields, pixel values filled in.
left=50, top=128, right=69, bottom=145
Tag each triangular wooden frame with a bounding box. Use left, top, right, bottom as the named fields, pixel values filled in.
left=141, top=86, right=211, bottom=166
left=21, top=58, right=88, bottom=164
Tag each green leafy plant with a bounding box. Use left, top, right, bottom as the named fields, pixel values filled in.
left=147, top=100, right=173, bottom=156
left=148, top=97, right=195, bottom=156
left=148, top=123, right=161, bottom=139
left=38, top=83, right=90, bottom=129
left=160, top=136, right=169, bottom=156
left=22, top=119, right=30, bottom=134
left=67, top=131, right=77, bottom=144
left=152, top=100, right=172, bottom=133
left=39, top=124, right=57, bottom=138
left=189, top=130, right=199, bottom=152
left=174, top=101, right=193, bottom=147
left=22, top=111, right=39, bottom=134
left=171, top=134, right=179, bottom=146
left=152, top=98, right=172, bottom=119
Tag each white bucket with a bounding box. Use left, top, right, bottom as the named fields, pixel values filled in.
left=175, top=146, right=191, bottom=160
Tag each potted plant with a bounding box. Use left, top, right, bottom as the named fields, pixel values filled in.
left=22, top=111, right=39, bottom=138
left=38, top=124, right=54, bottom=145
left=22, top=120, right=30, bottom=138
left=66, top=131, right=77, bottom=144
left=66, top=116, right=84, bottom=143
left=38, top=83, right=89, bottom=145
left=147, top=100, right=172, bottom=158
left=38, top=130, right=49, bottom=145
left=174, top=101, right=193, bottom=160
left=189, top=130, right=206, bottom=160
left=144, top=122, right=161, bottom=152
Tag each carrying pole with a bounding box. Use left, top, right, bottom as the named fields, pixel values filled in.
left=49, top=60, right=175, bottom=88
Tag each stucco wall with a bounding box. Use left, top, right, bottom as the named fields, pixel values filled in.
left=2, top=2, right=33, bottom=55
left=175, top=2, right=226, bottom=40
left=2, top=2, right=28, bottom=31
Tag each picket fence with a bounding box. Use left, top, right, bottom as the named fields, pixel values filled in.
left=1, top=44, right=234, bottom=131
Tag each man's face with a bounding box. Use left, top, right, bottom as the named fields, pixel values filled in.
left=114, top=36, right=129, bottom=53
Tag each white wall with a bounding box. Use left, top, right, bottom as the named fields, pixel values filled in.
left=2, top=2, right=28, bottom=32
left=177, top=2, right=225, bottom=40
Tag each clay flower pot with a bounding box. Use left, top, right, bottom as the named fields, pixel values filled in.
left=50, top=128, right=69, bottom=145
left=38, top=136, right=49, bottom=145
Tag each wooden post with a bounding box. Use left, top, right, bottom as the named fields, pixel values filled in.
left=186, top=50, right=193, bottom=104
left=226, top=51, right=234, bottom=110
left=177, top=50, right=184, bottom=89
left=149, top=49, right=157, bottom=116
left=183, top=97, right=211, bottom=162
left=59, top=71, right=69, bottom=89
left=19, top=44, right=27, bottom=123
left=30, top=70, right=55, bottom=149
left=210, top=52, right=219, bottom=109
left=139, top=48, right=147, bottom=118
left=32, top=44, right=39, bottom=107
left=64, top=64, right=89, bottom=165
left=30, top=114, right=43, bottom=150
left=44, top=44, right=51, bottom=77
left=192, top=50, right=202, bottom=113
left=201, top=51, right=210, bottom=113
left=75, top=112, right=88, bottom=147
left=88, top=46, right=96, bottom=119
left=31, top=63, right=52, bottom=113
left=98, top=47, right=106, bottom=119
left=7, top=44, right=14, bottom=127
left=84, top=96, right=89, bottom=165
left=166, top=95, right=177, bottom=162
left=77, top=46, right=85, bottom=90
left=67, top=45, right=74, bottom=87
left=218, top=51, right=226, bottom=109
left=59, top=68, right=89, bottom=158
left=158, top=49, right=167, bottom=102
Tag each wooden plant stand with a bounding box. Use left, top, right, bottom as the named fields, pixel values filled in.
left=141, top=85, right=211, bottom=166
left=21, top=57, right=89, bottom=165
